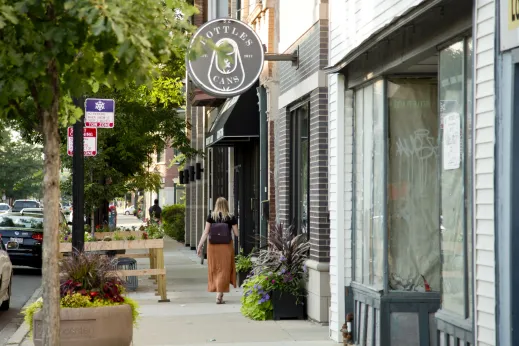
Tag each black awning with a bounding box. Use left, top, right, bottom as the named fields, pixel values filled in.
left=205, top=83, right=259, bottom=147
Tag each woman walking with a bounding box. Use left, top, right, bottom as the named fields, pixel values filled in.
left=197, top=197, right=238, bottom=304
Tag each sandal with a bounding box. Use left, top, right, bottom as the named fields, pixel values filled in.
left=216, top=294, right=225, bottom=304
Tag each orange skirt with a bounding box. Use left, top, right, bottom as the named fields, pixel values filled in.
left=207, top=241, right=236, bottom=292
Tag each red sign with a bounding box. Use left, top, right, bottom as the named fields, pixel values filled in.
left=67, top=127, right=97, bottom=156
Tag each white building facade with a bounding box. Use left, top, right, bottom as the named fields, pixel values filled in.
left=326, top=0, right=500, bottom=344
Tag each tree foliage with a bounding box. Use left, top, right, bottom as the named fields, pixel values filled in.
left=0, top=128, right=43, bottom=200
left=0, top=0, right=197, bottom=343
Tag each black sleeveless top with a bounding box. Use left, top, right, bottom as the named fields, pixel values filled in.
left=206, top=213, right=237, bottom=228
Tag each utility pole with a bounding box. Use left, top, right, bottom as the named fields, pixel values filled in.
left=72, top=98, right=85, bottom=253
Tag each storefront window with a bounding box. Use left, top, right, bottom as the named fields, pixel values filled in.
left=387, top=79, right=440, bottom=291
left=291, top=104, right=309, bottom=235
left=439, top=38, right=473, bottom=317
left=354, top=81, right=384, bottom=287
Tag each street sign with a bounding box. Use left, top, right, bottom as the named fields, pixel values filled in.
left=67, top=127, right=97, bottom=156
left=187, top=18, right=264, bottom=98
left=85, top=98, right=115, bottom=128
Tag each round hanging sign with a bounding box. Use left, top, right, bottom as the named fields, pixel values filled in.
left=187, top=18, right=264, bottom=98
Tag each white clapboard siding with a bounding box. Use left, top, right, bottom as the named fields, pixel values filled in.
left=329, top=0, right=426, bottom=66
left=474, top=0, right=496, bottom=345
left=328, top=73, right=343, bottom=343
left=328, top=72, right=354, bottom=343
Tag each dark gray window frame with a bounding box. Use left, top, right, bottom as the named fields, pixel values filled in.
left=289, top=100, right=310, bottom=237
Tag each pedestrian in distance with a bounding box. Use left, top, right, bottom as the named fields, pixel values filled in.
left=149, top=199, right=162, bottom=224
left=197, top=197, right=238, bottom=304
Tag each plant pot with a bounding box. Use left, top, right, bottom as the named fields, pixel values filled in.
left=272, top=290, right=305, bottom=320
left=32, top=304, right=133, bottom=346
left=237, top=271, right=250, bottom=287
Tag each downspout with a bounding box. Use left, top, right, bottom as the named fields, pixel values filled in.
left=258, top=85, right=268, bottom=248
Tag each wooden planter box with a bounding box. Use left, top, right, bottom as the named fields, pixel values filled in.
left=60, top=239, right=164, bottom=252
left=32, top=305, right=133, bottom=346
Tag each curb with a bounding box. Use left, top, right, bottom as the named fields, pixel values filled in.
left=6, top=286, right=42, bottom=345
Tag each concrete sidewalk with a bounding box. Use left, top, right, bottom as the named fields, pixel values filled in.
left=129, top=237, right=337, bottom=346
left=8, top=236, right=337, bottom=345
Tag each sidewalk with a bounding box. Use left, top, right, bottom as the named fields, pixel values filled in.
left=9, top=236, right=337, bottom=345
left=129, top=237, right=337, bottom=346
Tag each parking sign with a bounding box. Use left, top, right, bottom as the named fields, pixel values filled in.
left=67, top=127, right=97, bottom=156
left=85, top=98, right=115, bottom=128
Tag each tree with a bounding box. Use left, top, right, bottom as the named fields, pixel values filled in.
left=0, top=129, right=44, bottom=200
left=0, top=0, right=196, bottom=343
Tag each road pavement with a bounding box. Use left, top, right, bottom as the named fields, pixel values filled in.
left=0, top=267, right=41, bottom=345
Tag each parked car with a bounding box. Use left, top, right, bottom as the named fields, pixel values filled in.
left=0, top=239, right=12, bottom=311
left=0, top=204, right=11, bottom=214
left=124, top=206, right=135, bottom=215
left=11, top=200, right=40, bottom=213
left=0, top=212, right=67, bottom=268
left=61, top=201, right=72, bottom=214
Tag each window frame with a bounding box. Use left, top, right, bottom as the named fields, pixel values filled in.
left=438, top=36, right=474, bottom=319
left=289, top=101, right=310, bottom=237
left=350, top=37, right=473, bottom=300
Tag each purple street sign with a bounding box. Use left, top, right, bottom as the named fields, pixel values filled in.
left=84, top=98, right=115, bottom=128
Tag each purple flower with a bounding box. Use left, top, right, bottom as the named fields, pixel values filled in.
left=280, top=255, right=286, bottom=261
left=264, top=294, right=270, bottom=301
left=281, top=268, right=286, bottom=274
left=303, top=264, right=307, bottom=273
left=271, top=280, right=276, bottom=284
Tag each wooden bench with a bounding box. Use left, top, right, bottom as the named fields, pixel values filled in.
left=59, top=239, right=169, bottom=302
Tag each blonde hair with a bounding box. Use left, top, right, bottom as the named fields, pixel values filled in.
left=211, top=197, right=231, bottom=220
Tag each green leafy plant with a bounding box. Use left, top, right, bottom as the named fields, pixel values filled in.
left=126, top=235, right=136, bottom=241
left=235, top=249, right=254, bottom=273
left=162, top=204, right=185, bottom=242
left=240, top=274, right=273, bottom=321
left=113, top=232, right=124, bottom=241
left=145, top=223, right=164, bottom=239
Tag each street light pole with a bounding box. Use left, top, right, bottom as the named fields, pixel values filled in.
left=72, top=98, right=85, bottom=253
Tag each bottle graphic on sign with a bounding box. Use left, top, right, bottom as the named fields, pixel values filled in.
left=208, top=38, right=245, bottom=92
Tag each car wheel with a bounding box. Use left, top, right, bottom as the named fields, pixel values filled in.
left=0, top=276, right=11, bottom=311
left=125, top=211, right=129, bottom=215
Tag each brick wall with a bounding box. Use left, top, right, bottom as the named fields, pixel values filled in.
left=309, top=87, right=329, bottom=261
left=276, top=19, right=330, bottom=263
left=279, top=22, right=323, bottom=94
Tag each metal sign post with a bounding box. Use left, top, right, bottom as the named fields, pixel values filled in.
left=71, top=101, right=85, bottom=253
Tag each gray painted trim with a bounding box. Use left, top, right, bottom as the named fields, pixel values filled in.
left=351, top=86, right=358, bottom=283
left=435, top=309, right=473, bottom=344
left=496, top=49, right=514, bottom=346
left=382, top=79, right=389, bottom=295
left=324, top=0, right=444, bottom=73
left=350, top=283, right=440, bottom=345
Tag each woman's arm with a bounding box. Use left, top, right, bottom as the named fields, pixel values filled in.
left=232, top=224, right=238, bottom=238
left=197, top=222, right=211, bottom=256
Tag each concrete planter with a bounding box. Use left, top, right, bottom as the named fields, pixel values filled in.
left=32, top=304, right=133, bottom=346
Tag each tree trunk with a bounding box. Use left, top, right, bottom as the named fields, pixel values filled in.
left=41, top=65, right=61, bottom=345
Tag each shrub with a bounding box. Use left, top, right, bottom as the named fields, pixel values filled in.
left=162, top=204, right=185, bottom=242
left=235, top=249, right=254, bottom=273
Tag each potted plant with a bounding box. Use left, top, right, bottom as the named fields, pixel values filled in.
left=23, top=251, right=139, bottom=346
left=235, top=249, right=254, bottom=287
left=241, top=223, right=309, bottom=320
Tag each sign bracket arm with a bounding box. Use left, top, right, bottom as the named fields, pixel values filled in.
left=263, top=46, right=299, bottom=68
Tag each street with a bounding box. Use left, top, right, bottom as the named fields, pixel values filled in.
left=0, top=267, right=41, bottom=345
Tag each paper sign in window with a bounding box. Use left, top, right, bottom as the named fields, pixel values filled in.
left=442, top=112, right=461, bottom=170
